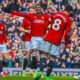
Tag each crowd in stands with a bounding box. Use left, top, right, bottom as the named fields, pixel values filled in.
left=0, top=0, right=80, bottom=68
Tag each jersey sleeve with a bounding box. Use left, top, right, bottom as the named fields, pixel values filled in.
left=64, top=19, right=72, bottom=46
left=44, top=14, right=51, bottom=29
left=11, top=11, right=34, bottom=21
left=21, top=19, right=31, bottom=31
left=11, top=11, right=28, bottom=17
left=21, top=19, right=26, bottom=28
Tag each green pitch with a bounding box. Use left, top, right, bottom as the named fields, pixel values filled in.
left=0, top=76, right=77, bottom=80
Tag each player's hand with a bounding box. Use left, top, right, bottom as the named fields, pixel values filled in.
left=3, top=42, right=8, bottom=45
left=25, top=30, right=31, bottom=33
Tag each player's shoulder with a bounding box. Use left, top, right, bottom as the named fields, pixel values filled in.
left=59, top=12, right=71, bottom=19
left=52, top=12, right=67, bottom=16
left=43, top=13, right=49, bottom=16
left=42, top=14, right=50, bottom=18
left=28, top=13, right=35, bottom=17
left=53, top=12, right=71, bottom=21
left=23, top=18, right=30, bottom=22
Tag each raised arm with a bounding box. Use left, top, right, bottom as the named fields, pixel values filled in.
left=11, top=11, right=28, bottom=17
left=11, top=11, right=34, bottom=21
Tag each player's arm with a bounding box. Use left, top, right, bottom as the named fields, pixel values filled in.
left=11, top=11, right=34, bottom=21
left=18, top=19, right=31, bottom=33
left=64, top=19, right=72, bottom=46
left=11, top=11, right=28, bottom=17
left=19, top=27, right=31, bottom=33
left=45, top=14, right=51, bottom=30
left=47, top=18, right=51, bottom=30
left=47, top=14, right=54, bottom=30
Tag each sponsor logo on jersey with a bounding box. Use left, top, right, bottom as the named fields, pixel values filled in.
left=34, top=19, right=44, bottom=24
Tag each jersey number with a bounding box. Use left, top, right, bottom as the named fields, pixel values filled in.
left=52, top=19, right=61, bottom=30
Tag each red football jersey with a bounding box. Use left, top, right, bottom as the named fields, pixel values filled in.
left=12, top=11, right=50, bottom=37
left=45, top=12, right=72, bottom=46
left=0, top=23, right=7, bottom=44
left=21, top=18, right=31, bottom=41
left=29, top=14, right=50, bottom=37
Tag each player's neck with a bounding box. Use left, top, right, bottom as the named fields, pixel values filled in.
left=64, top=11, right=69, bottom=16
left=36, top=13, right=42, bottom=16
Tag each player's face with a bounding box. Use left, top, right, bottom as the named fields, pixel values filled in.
left=29, top=8, right=36, bottom=14
left=35, top=5, right=42, bottom=14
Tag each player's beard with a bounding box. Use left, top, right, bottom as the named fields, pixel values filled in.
left=36, top=11, right=42, bottom=15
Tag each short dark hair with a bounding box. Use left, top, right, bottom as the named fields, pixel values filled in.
left=35, top=3, right=41, bottom=8
left=28, top=6, right=34, bottom=11
left=65, top=5, right=73, bottom=12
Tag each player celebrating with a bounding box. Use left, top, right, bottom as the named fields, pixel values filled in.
left=18, top=18, right=31, bottom=77
left=39, top=5, right=73, bottom=80
left=11, top=4, right=50, bottom=71
left=16, top=7, right=36, bottom=77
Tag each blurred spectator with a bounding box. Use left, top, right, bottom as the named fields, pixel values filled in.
left=0, top=0, right=2, bottom=4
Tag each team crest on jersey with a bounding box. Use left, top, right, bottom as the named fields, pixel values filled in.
left=0, top=26, right=3, bottom=30
left=42, top=16, right=44, bottom=19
